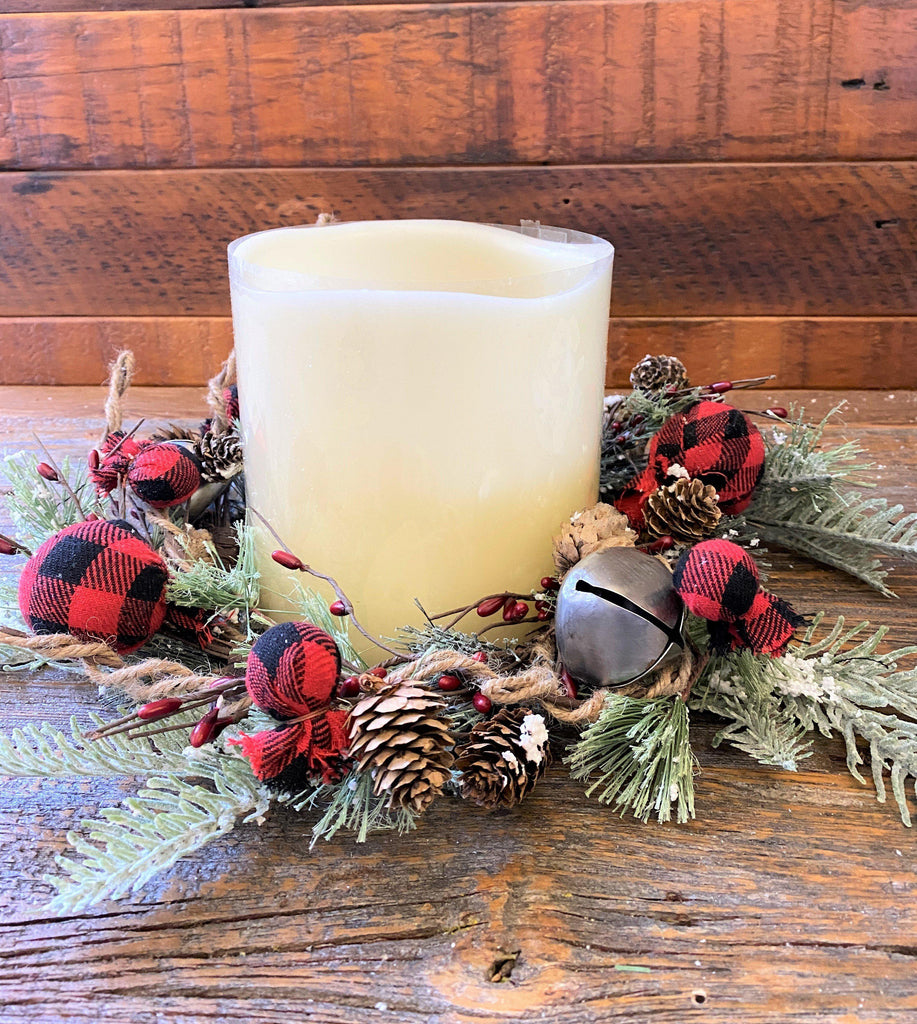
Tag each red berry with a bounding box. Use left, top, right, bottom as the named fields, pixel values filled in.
left=137, top=697, right=183, bottom=721
left=85, top=512, right=100, bottom=521
left=610, top=421, right=623, bottom=432
left=472, top=651, right=488, bottom=663
left=329, top=599, right=348, bottom=616
left=767, top=406, right=789, bottom=419
left=708, top=381, right=734, bottom=394
left=437, top=674, right=462, bottom=691
left=472, top=693, right=493, bottom=714
left=631, top=414, right=645, bottom=425
left=271, top=549, right=304, bottom=571
left=370, top=666, right=388, bottom=679
left=189, top=707, right=220, bottom=748
left=88, top=449, right=100, bottom=470
left=337, top=675, right=361, bottom=698
left=508, top=601, right=529, bottom=622
left=560, top=670, right=578, bottom=699
left=476, top=596, right=506, bottom=617
left=37, top=462, right=59, bottom=482
left=540, top=577, right=560, bottom=591
left=537, top=609, right=550, bottom=620
left=0, top=537, right=18, bottom=556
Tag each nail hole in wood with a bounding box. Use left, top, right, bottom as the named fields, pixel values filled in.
left=875, top=219, right=899, bottom=229
left=693, top=989, right=708, bottom=1005
left=840, top=78, right=866, bottom=89
left=873, top=80, right=890, bottom=91
left=489, top=949, right=521, bottom=983
left=562, top=197, right=571, bottom=204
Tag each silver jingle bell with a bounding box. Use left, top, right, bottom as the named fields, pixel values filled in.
left=555, top=547, right=685, bottom=689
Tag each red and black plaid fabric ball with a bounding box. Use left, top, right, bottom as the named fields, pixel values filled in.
left=89, top=431, right=147, bottom=495
left=673, top=539, right=803, bottom=656
left=127, top=442, right=202, bottom=509
left=18, top=519, right=169, bottom=654
left=223, top=385, right=240, bottom=422
left=229, top=621, right=349, bottom=789
left=616, top=401, right=765, bottom=528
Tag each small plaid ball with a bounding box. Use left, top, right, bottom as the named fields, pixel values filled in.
left=672, top=539, right=760, bottom=622
left=18, top=519, right=169, bottom=653
left=127, top=442, right=202, bottom=508
left=230, top=622, right=348, bottom=786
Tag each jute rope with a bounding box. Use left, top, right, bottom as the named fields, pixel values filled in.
left=385, top=641, right=705, bottom=726
left=206, top=351, right=237, bottom=435
left=0, top=629, right=123, bottom=669
left=101, top=350, right=135, bottom=442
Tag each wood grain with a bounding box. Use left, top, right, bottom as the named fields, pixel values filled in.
left=3, top=316, right=917, bottom=390
left=1, top=0, right=915, bottom=170
left=2, top=163, right=915, bottom=320
left=0, top=387, right=915, bottom=1022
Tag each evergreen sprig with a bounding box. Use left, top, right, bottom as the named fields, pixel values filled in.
left=693, top=616, right=917, bottom=824
left=0, top=713, right=197, bottom=778
left=166, top=522, right=260, bottom=611
left=566, top=694, right=696, bottom=823
left=745, top=407, right=917, bottom=594
left=3, top=451, right=102, bottom=544
left=284, top=769, right=418, bottom=847
left=46, top=753, right=270, bottom=913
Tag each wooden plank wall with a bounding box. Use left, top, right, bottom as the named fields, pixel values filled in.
left=0, top=0, right=915, bottom=388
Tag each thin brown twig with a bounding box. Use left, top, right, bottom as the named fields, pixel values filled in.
left=31, top=433, right=86, bottom=520
left=249, top=505, right=410, bottom=662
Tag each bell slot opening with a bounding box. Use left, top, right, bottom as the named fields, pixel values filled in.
left=573, top=580, right=685, bottom=647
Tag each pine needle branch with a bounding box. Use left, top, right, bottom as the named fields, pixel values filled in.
left=166, top=523, right=260, bottom=612
left=566, top=694, right=696, bottom=823
left=3, top=451, right=102, bottom=544
left=282, top=769, right=418, bottom=847
left=46, top=753, right=270, bottom=913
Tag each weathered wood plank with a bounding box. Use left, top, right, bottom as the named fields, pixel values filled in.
left=0, top=386, right=915, bottom=1021
left=1, top=0, right=914, bottom=169
left=1, top=163, right=915, bottom=319
left=2, top=315, right=916, bottom=389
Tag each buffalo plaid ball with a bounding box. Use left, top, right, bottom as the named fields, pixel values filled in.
left=18, top=519, right=169, bottom=653
left=127, top=442, right=202, bottom=508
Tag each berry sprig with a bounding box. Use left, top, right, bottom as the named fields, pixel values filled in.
left=255, top=506, right=409, bottom=662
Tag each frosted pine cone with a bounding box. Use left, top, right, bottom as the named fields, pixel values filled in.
left=629, top=354, right=690, bottom=394
left=194, top=429, right=243, bottom=483
left=644, top=477, right=722, bottom=543
left=455, top=707, right=550, bottom=809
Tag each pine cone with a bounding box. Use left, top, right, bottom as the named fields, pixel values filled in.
left=644, top=477, right=722, bottom=542
left=149, top=423, right=200, bottom=444
left=348, top=682, right=454, bottom=814
left=553, top=503, right=636, bottom=574
left=194, top=429, right=244, bottom=483
left=630, top=354, right=690, bottom=394
left=455, top=707, right=550, bottom=809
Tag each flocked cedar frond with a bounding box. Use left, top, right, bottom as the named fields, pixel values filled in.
left=46, top=752, right=270, bottom=913
left=744, top=407, right=917, bottom=594
left=566, top=694, right=696, bottom=824
left=0, top=713, right=197, bottom=778
left=692, top=616, right=917, bottom=825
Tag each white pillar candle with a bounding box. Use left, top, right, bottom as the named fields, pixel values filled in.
left=229, top=219, right=613, bottom=659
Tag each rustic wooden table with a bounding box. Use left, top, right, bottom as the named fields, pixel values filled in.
left=0, top=386, right=915, bottom=1024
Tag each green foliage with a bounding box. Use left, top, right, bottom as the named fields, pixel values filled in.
left=166, top=522, right=260, bottom=612
left=47, top=753, right=270, bottom=913
left=0, top=713, right=197, bottom=778
left=745, top=407, right=917, bottom=594
left=692, top=616, right=917, bottom=824
left=283, top=769, right=418, bottom=847
left=3, top=451, right=102, bottom=545
left=599, top=388, right=703, bottom=498
left=566, top=694, right=696, bottom=823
